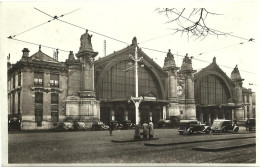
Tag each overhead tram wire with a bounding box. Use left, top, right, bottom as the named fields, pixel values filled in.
left=9, top=8, right=81, bottom=38
left=34, top=7, right=129, bottom=45
left=7, top=37, right=70, bottom=53
left=196, top=39, right=255, bottom=57
left=140, top=46, right=256, bottom=74
left=8, top=8, right=255, bottom=74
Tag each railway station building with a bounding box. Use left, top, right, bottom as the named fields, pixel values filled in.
left=7, top=31, right=255, bottom=130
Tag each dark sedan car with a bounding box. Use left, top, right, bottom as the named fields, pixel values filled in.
left=246, top=118, right=255, bottom=131
left=211, top=119, right=239, bottom=133
left=73, top=122, right=87, bottom=131
left=178, top=120, right=211, bottom=135
left=55, top=122, right=73, bottom=131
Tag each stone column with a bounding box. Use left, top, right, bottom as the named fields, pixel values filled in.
left=248, top=93, right=253, bottom=118
left=163, top=106, right=166, bottom=120
left=111, top=110, right=115, bottom=121
left=208, top=112, right=211, bottom=125
left=149, top=111, right=152, bottom=121
left=125, top=110, right=128, bottom=120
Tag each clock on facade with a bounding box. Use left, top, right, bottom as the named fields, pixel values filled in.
left=177, top=85, right=183, bottom=96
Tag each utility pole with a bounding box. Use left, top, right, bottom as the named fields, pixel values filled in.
left=126, top=46, right=143, bottom=139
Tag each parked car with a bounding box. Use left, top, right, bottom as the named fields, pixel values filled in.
left=92, top=121, right=109, bottom=131
left=246, top=118, right=255, bottom=131
left=211, top=119, right=239, bottom=133
left=55, top=122, right=73, bottom=131
left=73, top=122, right=87, bottom=131
left=178, top=120, right=211, bottom=135
left=121, top=120, right=132, bottom=129
left=8, top=117, right=21, bottom=131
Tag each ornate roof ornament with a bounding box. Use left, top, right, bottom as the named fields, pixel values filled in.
left=132, top=37, right=137, bottom=46
left=231, top=65, right=244, bottom=81
left=180, top=53, right=193, bottom=71
left=163, top=49, right=178, bottom=71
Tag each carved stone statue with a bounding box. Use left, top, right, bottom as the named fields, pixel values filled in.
left=79, top=30, right=93, bottom=52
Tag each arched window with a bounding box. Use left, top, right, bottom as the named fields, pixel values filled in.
left=197, top=75, right=230, bottom=105
left=98, top=60, right=160, bottom=100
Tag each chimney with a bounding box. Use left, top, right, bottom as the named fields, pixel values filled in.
left=22, top=48, right=30, bottom=57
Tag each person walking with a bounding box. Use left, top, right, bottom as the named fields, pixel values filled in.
left=148, top=120, right=154, bottom=139
left=142, top=121, right=149, bottom=139
left=109, top=122, right=114, bottom=136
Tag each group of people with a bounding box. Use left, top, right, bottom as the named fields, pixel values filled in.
left=108, top=120, right=154, bottom=138
left=142, top=120, right=154, bottom=139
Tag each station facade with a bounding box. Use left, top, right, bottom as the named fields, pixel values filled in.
left=7, top=31, right=255, bottom=130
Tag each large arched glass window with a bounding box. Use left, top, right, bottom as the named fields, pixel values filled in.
left=197, top=75, right=230, bottom=105
left=98, top=60, right=160, bottom=100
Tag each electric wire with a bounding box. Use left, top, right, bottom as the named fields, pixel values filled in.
left=34, top=7, right=129, bottom=45
left=9, top=8, right=80, bottom=38
left=8, top=37, right=70, bottom=53
left=7, top=8, right=256, bottom=75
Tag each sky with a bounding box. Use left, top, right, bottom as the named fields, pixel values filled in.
left=0, top=0, right=259, bottom=92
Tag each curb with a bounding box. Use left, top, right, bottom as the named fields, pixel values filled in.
left=192, top=143, right=256, bottom=151
left=144, top=136, right=255, bottom=146
left=111, top=138, right=159, bottom=143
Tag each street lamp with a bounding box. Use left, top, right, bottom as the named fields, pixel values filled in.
left=125, top=46, right=144, bottom=139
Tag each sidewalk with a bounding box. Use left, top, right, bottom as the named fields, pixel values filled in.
left=192, top=138, right=256, bottom=151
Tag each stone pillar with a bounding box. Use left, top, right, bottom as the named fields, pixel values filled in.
left=125, top=110, right=128, bottom=120
left=232, top=109, right=235, bottom=122
left=163, top=49, right=180, bottom=118
left=111, top=110, right=115, bottom=121
left=149, top=111, right=152, bottom=121
left=231, top=65, right=244, bottom=121
left=162, top=106, right=166, bottom=120
left=248, top=93, right=253, bottom=118
left=244, top=105, right=248, bottom=119
left=178, top=55, right=196, bottom=120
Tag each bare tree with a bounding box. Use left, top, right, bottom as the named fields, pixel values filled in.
left=156, top=8, right=230, bottom=40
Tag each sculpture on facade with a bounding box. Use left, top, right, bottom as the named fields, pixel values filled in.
left=79, top=30, right=93, bottom=52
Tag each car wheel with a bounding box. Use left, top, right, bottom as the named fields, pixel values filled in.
left=178, top=131, right=183, bottom=135
left=234, top=128, right=239, bottom=132
left=205, top=130, right=210, bottom=134
left=189, top=129, right=193, bottom=134
left=222, top=128, right=226, bottom=133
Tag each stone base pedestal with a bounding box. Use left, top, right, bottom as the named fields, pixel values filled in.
left=65, top=96, right=100, bottom=122
left=179, top=104, right=196, bottom=120
left=235, top=107, right=245, bottom=121
left=167, top=103, right=179, bottom=117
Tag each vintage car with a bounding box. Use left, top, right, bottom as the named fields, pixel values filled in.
left=73, top=122, right=87, bottom=131
left=246, top=118, right=255, bottom=131
left=91, top=121, right=109, bottom=131
left=8, top=117, right=21, bottom=131
left=211, top=119, right=239, bottom=133
left=178, top=120, right=211, bottom=135
left=55, top=122, right=73, bottom=131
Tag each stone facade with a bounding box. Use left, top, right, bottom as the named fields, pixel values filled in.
left=7, top=32, right=255, bottom=130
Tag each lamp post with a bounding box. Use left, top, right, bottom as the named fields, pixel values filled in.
left=126, top=46, right=143, bottom=139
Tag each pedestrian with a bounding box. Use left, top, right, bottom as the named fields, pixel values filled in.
left=109, top=122, right=114, bottom=136
left=142, top=121, right=149, bottom=139
left=148, top=120, right=154, bottom=139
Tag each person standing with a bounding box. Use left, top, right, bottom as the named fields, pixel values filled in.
left=109, top=122, right=114, bottom=136
left=142, top=121, right=149, bottom=139
left=148, top=120, right=154, bottom=139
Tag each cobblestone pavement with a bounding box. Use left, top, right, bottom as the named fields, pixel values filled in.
left=8, top=128, right=256, bottom=164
